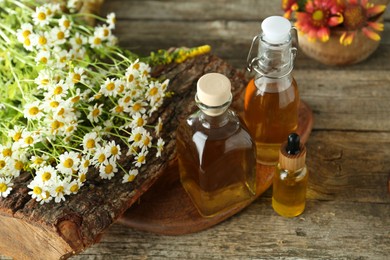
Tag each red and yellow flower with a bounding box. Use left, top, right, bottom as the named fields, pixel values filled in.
left=295, top=0, right=344, bottom=42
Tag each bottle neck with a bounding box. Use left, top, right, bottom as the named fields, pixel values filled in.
left=199, top=108, right=230, bottom=129
left=256, top=35, right=294, bottom=79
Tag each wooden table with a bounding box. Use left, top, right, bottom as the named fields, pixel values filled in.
left=10, top=1, right=389, bottom=259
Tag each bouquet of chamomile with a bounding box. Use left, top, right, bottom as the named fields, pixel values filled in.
left=0, top=0, right=178, bottom=204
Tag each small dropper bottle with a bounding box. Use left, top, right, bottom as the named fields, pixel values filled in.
left=272, top=133, right=308, bottom=217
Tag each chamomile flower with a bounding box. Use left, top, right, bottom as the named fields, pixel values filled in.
left=47, top=79, right=69, bottom=99
left=79, top=156, right=91, bottom=174
left=131, top=113, right=148, bottom=128
left=128, top=127, right=146, bottom=146
left=95, top=24, right=112, bottom=39
left=30, top=155, right=49, bottom=168
left=58, top=15, right=72, bottom=31
left=33, top=6, right=50, bottom=26
left=24, top=101, right=44, bottom=120
left=88, top=103, right=104, bottom=123
left=67, top=0, right=80, bottom=13
left=68, top=179, right=82, bottom=195
left=20, top=131, right=40, bottom=148
left=92, top=146, right=110, bottom=166
left=134, top=150, right=148, bottom=168
left=0, top=144, right=13, bottom=158
left=35, top=69, right=53, bottom=90
left=69, top=67, right=87, bottom=85
left=89, top=33, right=103, bottom=48
left=36, top=165, right=57, bottom=183
left=82, top=132, right=100, bottom=152
left=122, top=169, right=138, bottom=183
left=17, top=23, right=33, bottom=42
left=50, top=26, right=69, bottom=45
left=57, top=151, right=80, bottom=175
left=49, top=176, right=68, bottom=203
left=35, top=50, right=51, bottom=65
left=54, top=48, right=70, bottom=68
left=0, top=177, right=13, bottom=198
left=105, top=140, right=121, bottom=160
left=0, top=155, right=8, bottom=171
left=22, top=35, right=35, bottom=51
left=99, top=157, right=117, bottom=180
left=27, top=177, right=46, bottom=201
left=32, top=31, right=50, bottom=49
left=156, top=138, right=165, bottom=157
left=126, top=100, right=147, bottom=114
left=8, top=126, right=24, bottom=142
left=107, top=13, right=116, bottom=29
left=101, top=78, right=117, bottom=97
left=70, top=32, right=86, bottom=49
left=140, top=131, right=152, bottom=149
left=146, top=81, right=163, bottom=101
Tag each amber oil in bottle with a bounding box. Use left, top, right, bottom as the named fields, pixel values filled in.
left=272, top=133, right=308, bottom=217
left=244, top=16, right=299, bottom=165
left=176, top=73, right=257, bottom=218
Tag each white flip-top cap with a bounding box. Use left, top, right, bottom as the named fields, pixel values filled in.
left=261, top=16, right=291, bottom=44
left=197, top=73, right=231, bottom=116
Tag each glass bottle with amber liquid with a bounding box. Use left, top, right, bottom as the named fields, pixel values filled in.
left=176, top=73, right=256, bottom=218
left=272, top=133, right=308, bottom=217
left=244, top=16, right=300, bottom=165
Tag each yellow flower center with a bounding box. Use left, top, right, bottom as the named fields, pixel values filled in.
left=29, top=106, right=40, bottom=116
left=92, top=108, right=100, bottom=117
left=57, top=108, right=65, bottom=116
left=63, top=158, right=74, bottom=168
left=22, top=30, right=31, bottom=38
left=143, top=137, right=150, bottom=147
left=103, top=28, right=110, bottom=37
left=118, top=84, right=124, bottom=93
left=86, top=139, right=95, bottom=149
left=98, top=154, right=106, bottom=163
left=60, top=56, right=67, bottom=63
left=128, top=74, right=134, bottom=82
left=54, top=86, right=63, bottom=95
left=24, top=38, right=31, bottom=46
left=132, top=103, right=141, bottom=112
left=55, top=186, right=64, bottom=194
left=0, top=160, right=5, bottom=169
left=312, top=10, right=324, bottom=21
left=40, top=57, right=48, bottom=64
left=66, top=125, right=74, bottom=133
left=50, top=101, right=59, bottom=108
left=37, top=12, right=46, bottom=21
left=38, top=36, right=47, bottom=45
left=24, top=136, right=34, bottom=145
left=137, top=117, right=144, bottom=127
left=105, top=164, right=113, bottom=174
left=133, top=63, right=140, bottom=70
left=111, top=146, right=118, bottom=155
left=149, top=87, right=158, bottom=96
left=115, top=105, right=124, bottom=113
left=57, top=31, right=65, bottom=40
left=63, top=20, right=71, bottom=28
left=75, top=37, right=82, bottom=45
left=0, top=183, right=7, bottom=192
left=33, top=186, right=42, bottom=195
left=34, top=157, right=44, bottom=165
left=13, top=132, right=22, bottom=141
left=93, top=37, right=102, bottom=45
left=83, top=160, right=90, bottom=168
left=15, top=160, right=24, bottom=170
left=41, top=79, right=49, bottom=85
left=79, top=173, right=86, bottom=182
left=42, top=172, right=51, bottom=182
left=106, top=82, right=115, bottom=91
left=124, top=96, right=131, bottom=103
left=2, top=148, right=12, bottom=157
left=134, top=133, right=142, bottom=142
left=72, top=73, right=81, bottom=83
left=71, top=95, right=80, bottom=103
left=51, top=120, right=61, bottom=132
left=137, top=155, right=145, bottom=163
left=70, top=184, right=79, bottom=193
left=127, top=175, right=136, bottom=182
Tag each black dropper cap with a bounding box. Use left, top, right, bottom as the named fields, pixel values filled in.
left=286, top=133, right=300, bottom=155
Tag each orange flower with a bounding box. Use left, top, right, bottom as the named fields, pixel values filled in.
left=295, top=0, right=344, bottom=42
left=339, top=0, right=386, bottom=45
left=282, top=0, right=299, bottom=19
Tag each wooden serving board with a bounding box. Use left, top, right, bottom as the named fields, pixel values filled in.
left=118, top=101, right=313, bottom=235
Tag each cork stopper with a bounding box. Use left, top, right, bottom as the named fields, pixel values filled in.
left=196, top=73, right=232, bottom=116
left=279, top=133, right=306, bottom=171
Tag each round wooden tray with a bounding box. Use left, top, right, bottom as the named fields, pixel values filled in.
left=118, top=101, right=313, bottom=235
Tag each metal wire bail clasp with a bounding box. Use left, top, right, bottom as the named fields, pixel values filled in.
left=291, top=26, right=299, bottom=61
left=246, top=35, right=260, bottom=73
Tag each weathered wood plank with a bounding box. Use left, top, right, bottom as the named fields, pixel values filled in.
left=112, top=19, right=390, bottom=69
left=103, top=0, right=390, bottom=21
left=296, top=70, right=390, bottom=131
left=73, top=199, right=390, bottom=259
